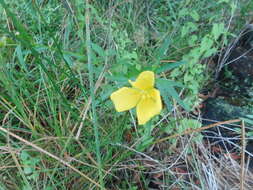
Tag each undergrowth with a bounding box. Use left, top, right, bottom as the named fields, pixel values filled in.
left=0, top=0, right=252, bottom=189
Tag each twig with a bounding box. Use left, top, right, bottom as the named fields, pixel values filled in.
left=240, top=120, right=245, bottom=190
left=155, top=119, right=241, bottom=144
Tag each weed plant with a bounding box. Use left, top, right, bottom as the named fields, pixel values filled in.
left=0, top=0, right=252, bottom=189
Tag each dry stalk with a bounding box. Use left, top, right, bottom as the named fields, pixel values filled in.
left=240, top=120, right=246, bottom=190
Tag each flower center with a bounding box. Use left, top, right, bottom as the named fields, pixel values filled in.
left=140, top=89, right=152, bottom=100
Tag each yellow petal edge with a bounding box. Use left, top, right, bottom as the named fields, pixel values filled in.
left=136, top=89, right=162, bottom=125
left=129, top=71, right=154, bottom=90
left=110, top=87, right=141, bottom=112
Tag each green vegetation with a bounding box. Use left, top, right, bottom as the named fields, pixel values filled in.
left=0, top=0, right=252, bottom=189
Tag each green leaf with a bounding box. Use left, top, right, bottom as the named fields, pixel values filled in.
left=91, top=43, right=105, bottom=58
left=16, top=45, right=28, bottom=72
left=187, top=22, right=198, bottom=32
left=63, top=53, right=74, bottom=67
left=20, top=151, right=29, bottom=161
left=218, top=0, right=230, bottom=3
left=241, top=117, right=253, bottom=125
left=107, top=75, right=129, bottom=86
left=181, top=25, right=189, bottom=37
left=24, top=167, right=33, bottom=175
left=156, top=61, right=186, bottom=74
left=203, top=47, right=217, bottom=58
left=190, top=10, right=200, bottom=21
left=200, top=35, right=214, bottom=53
left=241, top=115, right=253, bottom=125
left=188, top=35, right=198, bottom=46
left=181, top=22, right=197, bottom=37
left=156, top=79, right=190, bottom=111
left=0, top=36, right=7, bottom=47
left=166, top=86, right=190, bottom=111
left=178, top=8, right=188, bottom=17
left=154, top=36, right=170, bottom=61
left=245, top=115, right=253, bottom=119
left=212, top=23, right=225, bottom=40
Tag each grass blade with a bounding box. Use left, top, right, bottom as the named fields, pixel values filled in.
left=85, top=0, right=104, bottom=188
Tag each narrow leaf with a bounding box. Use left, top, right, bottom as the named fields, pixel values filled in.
left=154, top=36, right=170, bottom=60
left=156, top=61, right=186, bottom=74
left=157, top=78, right=190, bottom=111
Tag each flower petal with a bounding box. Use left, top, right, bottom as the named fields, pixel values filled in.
left=136, top=89, right=162, bottom=125
left=110, top=87, right=141, bottom=112
left=129, top=71, right=154, bottom=90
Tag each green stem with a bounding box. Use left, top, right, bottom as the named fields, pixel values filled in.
left=85, top=1, right=104, bottom=188
left=145, top=122, right=152, bottom=137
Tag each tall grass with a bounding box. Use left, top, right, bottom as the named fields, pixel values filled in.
left=84, top=0, right=103, bottom=188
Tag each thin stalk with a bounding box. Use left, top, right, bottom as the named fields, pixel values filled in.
left=240, top=120, right=245, bottom=190
left=85, top=0, right=104, bottom=188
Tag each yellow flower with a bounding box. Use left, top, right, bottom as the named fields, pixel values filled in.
left=110, top=71, right=162, bottom=125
